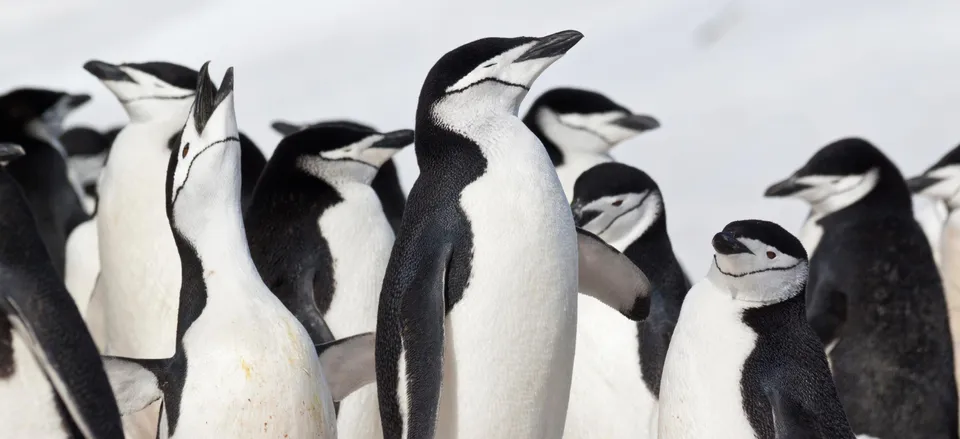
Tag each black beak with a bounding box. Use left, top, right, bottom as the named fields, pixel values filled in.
left=83, top=60, right=135, bottom=83
left=373, top=129, right=415, bottom=150
left=614, top=114, right=660, bottom=132
left=66, top=93, right=92, bottom=110
left=574, top=209, right=601, bottom=228
left=712, top=232, right=752, bottom=255
left=763, top=178, right=810, bottom=197
left=906, top=175, right=941, bottom=194
left=271, top=121, right=303, bottom=136
left=515, top=30, right=584, bottom=62
left=0, top=143, right=25, bottom=161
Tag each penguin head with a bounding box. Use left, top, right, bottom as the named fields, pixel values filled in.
left=571, top=162, right=664, bottom=248
left=707, top=219, right=808, bottom=304
left=0, top=88, right=90, bottom=148
left=417, top=30, right=583, bottom=127
left=270, top=120, right=306, bottom=137
left=524, top=88, right=660, bottom=155
left=763, top=137, right=910, bottom=216
left=165, top=63, right=240, bottom=230
left=275, top=120, right=413, bottom=183
left=0, top=143, right=26, bottom=166
left=906, top=143, right=960, bottom=209
left=84, top=60, right=197, bottom=122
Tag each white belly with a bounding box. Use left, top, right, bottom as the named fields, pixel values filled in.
left=64, top=218, right=99, bottom=320
left=563, top=295, right=657, bottom=439
left=0, top=329, right=70, bottom=439
left=436, top=140, right=579, bottom=439
left=93, top=129, right=181, bottom=358
left=556, top=153, right=613, bottom=202
left=658, top=280, right=758, bottom=439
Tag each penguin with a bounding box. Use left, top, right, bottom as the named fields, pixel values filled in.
left=237, top=132, right=267, bottom=212
left=375, top=30, right=654, bottom=439
left=0, top=142, right=124, bottom=439
left=566, top=162, right=691, bottom=439
left=271, top=119, right=407, bottom=234
left=658, top=219, right=857, bottom=439
left=0, top=88, right=91, bottom=277
left=100, top=63, right=375, bottom=439
left=246, top=121, right=413, bottom=438
left=522, top=87, right=660, bottom=200
left=763, top=137, right=958, bottom=439
left=61, top=125, right=122, bottom=211
left=905, top=143, right=960, bottom=410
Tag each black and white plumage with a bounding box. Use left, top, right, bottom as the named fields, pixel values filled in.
left=765, top=137, right=958, bottom=439
left=0, top=142, right=124, bottom=439
left=658, top=219, right=857, bottom=439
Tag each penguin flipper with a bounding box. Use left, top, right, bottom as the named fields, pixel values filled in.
left=101, top=356, right=165, bottom=416
left=806, top=275, right=848, bottom=346
left=576, top=227, right=652, bottom=320
left=767, top=386, right=854, bottom=439
left=317, top=332, right=376, bottom=401
left=0, top=295, right=124, bottom=439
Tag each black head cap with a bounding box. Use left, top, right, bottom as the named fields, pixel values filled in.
left=121, top=62, right=200, bottom=90
left=528, top=87, right=629, bottom=116
left=716, top=219, right=807, bottom=261
left=573, top=162, right=660, bottom=205
left=0, top=88, right=85, bottom=127
left=271, top=119, right=377, bottom=137
left=274, top=122, right=381, bottom=157
left=794, top=137, right=894, bottom=178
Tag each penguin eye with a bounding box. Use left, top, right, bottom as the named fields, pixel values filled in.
left=612, top=200, right=623, bottom=207
left=766, top=251, right=776, bottom=259
left=181, top=143, right=190, bottom=158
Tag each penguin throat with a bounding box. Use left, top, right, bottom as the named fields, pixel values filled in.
left=707, top=258, right=806, bottom=306
left=123, top=95, right=195, bottom=125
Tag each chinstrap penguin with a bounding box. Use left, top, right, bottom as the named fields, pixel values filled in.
left=375, top=30, right=653, bottom=439
left=61, top=125, right=122, bottom=211
left=0, top=88, right=91, bottom=277
left=658, top=219, right=857, bottom=439
left=0, top=142, right=124, bottom=439
left=522, top=87, right=660, bottom=200
left=566, top=162, right=691, bottom=439
left=100, top=63, right=375, bottom=439
left=271, top=119, right=408, bottom=235
left=764, top=137, right=958, bottom=439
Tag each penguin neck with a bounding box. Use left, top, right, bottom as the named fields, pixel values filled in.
left=171, top=194, right=258, bottom=283
left=123, top=97, right=195, bottom=127
left=523, top=111, right=564, bottom=166
left=625, top=217, right=685, bottom=291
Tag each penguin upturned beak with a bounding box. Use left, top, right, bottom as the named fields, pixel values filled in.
left=515, top=30, right=584, bottom=62
left=763, top=178, right=810, bottom=197
left=83, top=61, right=135, bottom=83
left=614, top=114, right=661, bottom=132
left=372, top=130, right=415, bottom=151
left=906, top=175, right=941, bottom=194
left=271, top=121, right=303, bottom=137
left=712, top=232, right=752, bottom=255
left=0, top=143, right=26, bottom=161
left=66, top=93, right=92, bottom=110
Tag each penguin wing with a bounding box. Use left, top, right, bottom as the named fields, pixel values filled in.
left=806, top=269, right=848, bottom=346
left=0, top=293, right=124, bottom=439
left=767, top=386, right=856, bottom=439
left=101, top=356, right=165, bottom=415
left=317, top=332, right=376, bottom=401
left=576, top=227, right=652, bottom=320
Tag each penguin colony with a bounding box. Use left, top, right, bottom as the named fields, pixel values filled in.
left=0, top=29, right=955, bottom=439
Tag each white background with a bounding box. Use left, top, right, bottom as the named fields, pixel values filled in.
left=4, top=0, right=960, bottom=271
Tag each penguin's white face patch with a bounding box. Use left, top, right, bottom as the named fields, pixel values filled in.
left=576, top=191, right=661, bottom=250
left=444, top=41, right=559, bottom=95
left=790, top=169, right=880, bottom=215
left=537, top=108, right=637, bottom=154
left=916, top=165, right=960, bottom=207
left=709, top=238, right=808, bottom=304
left=317, top=134, right=392, bottom=167
left=102, top=67, right=194, bottom=105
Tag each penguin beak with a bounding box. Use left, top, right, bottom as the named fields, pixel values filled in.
left=360, top=130, right=414, bottom=167
left=66, top=93, right=92, bottom=110
left=906, top=175, right=941, bottom=194
left=763, top=178, right=810, bottom=198
left=271, top=121, right=303, bottom=137
left=574, top=209, right=601, bottom=228
left=83, top=60, right=135, bottom=83
left=613, top=114, right=660, bottom=132
left=712, top=232, right=753, bottom=255
left=515, top=30, right=584, bottom=62
left=0, top=143, right=25, bottom=161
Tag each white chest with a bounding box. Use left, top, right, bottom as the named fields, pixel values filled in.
left=797, top=211, right=824, bottom=258
left=0, top=326, right=69, bottom=439
left=556, top=153, right=613, bottom=202
left=658, top=281, right=759, bottom=439
left=319, top=184, right=394, bottom=337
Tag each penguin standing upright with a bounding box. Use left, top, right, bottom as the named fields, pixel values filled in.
left=100, top=63, right=375, bottom=439
left=375, top=31, right=653, bottom=439
left=906, top=143, right=960, bottom=407
left=0, top=88, right=91, bottom=276
left=764, top=137, right=958, bottom=439
left=271, top=120, right=408, bottom=234
left=0, top=142, right=124, bottom=439
left=522, top=87, right=660, bottom=200
left=658, top=219, right=856, bottom=439
left=566, top=162, right=691, bottom=439
left=246, top=121, right=413, bottom=438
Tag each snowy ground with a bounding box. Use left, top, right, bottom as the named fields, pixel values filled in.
left=4, top=0, right=960, bottom=270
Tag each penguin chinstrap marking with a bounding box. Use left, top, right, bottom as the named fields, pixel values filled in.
left=522, top=87, right=660, bottom=201
left=0, top=88, right=92, bottom=277
left=566, top=162, right=691, bottom=439
left=271, top=119, right=408, bottom=235
left=658, top=219, right=857, bottom=439
left=765, top=137, right=958, bottom=439
left=99, top=63, right=376, bottom=438
left=0, top=143, right=124, bottom=439
left=375, top=30, right=653, bottom=439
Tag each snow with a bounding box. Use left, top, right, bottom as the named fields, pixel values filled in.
left=4, top=0, right=960, bottom=270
